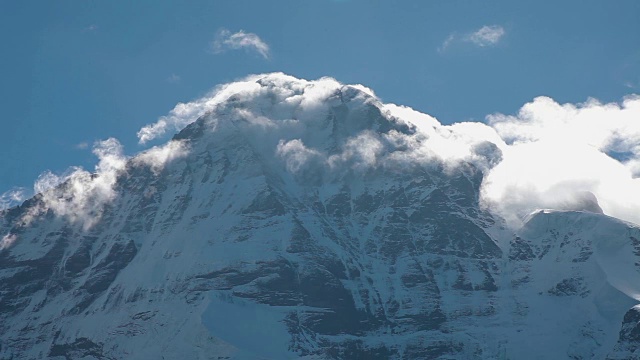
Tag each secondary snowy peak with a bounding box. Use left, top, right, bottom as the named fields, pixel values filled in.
left=517, top=209, right=640, bottom=300
left=507, top=209, right=640, bottom=359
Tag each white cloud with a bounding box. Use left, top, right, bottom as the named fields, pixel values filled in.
left=137, top=73, right=505, bottom=181
left=276, top=139, right=323, bottom=174
left=4, top=134, right=189, bottom=233
left=0, top=234, right=17, bottom=250
left=17, top=139, right=128, bottom=230
left=328, top=131, right=385, bottom=169
left=467, top=25, right=505, bottom=47
left=0, top=188, right=26, bottom=211
left=487, top=96, right=640, bottom=168
left=137, top=75, right=270, bottom=144
left=136, top=73, right=347, bottom=144
left=212, top=28, right=270, bottom=59
left=133, top=140, right=189, bottom=174
left=34, top=170, right=66, bottom=194
left=482, top=95, right=640, bottom=226
left=439, top=25, right=505, bottom=52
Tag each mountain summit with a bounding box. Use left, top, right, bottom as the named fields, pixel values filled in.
left=1, top=74, right=639, bottom=359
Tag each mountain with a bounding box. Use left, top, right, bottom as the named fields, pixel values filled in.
left=1, top=73, right=639, bottom=359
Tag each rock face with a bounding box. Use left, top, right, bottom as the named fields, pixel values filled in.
left=0, top=74, right=639, bottom=359
left=609, top=306, right=640, bottom=359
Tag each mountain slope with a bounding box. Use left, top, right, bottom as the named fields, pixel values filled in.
left=1, top=73, right=639, bottom=359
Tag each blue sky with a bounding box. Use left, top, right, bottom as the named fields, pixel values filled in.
left=1, top=0, right=639, bottom=199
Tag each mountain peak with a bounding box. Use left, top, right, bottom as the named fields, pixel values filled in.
left=2, top=73, right=640, bottom=359
left=172, top=72, right=399, bottom=148
left=138, top=73, right=380, bottom=144
left=155, top=73, right=504, bottom=191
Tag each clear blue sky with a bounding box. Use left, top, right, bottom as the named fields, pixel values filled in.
left=1, top=0, right=639, bottom=195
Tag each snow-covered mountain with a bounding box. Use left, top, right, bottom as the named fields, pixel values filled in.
left=1, top=73, right=639, bottom=359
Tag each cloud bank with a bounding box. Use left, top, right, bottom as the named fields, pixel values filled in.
left=482, top=95, right=640, bottom=226
left=211, top=28, right=270, bottom=59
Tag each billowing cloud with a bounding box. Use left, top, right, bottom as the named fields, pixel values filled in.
left=25, top=139, right=128, bottom=229
left=439, top=25, right=505, bottom=52
left=34, top=170, right=67, bottom=195
left=481, top=95, right=640, bottom=226
left=385, top=94, right=640, bottom=227
left=136, top=78, right=261, bottom=144
left=276, top=139, right=323, bottom=174
left=211, top=28, right=270, bottom=59
left=136, top=73, right=344, bottom=144
left=133, top=140, right=189, bottom=174
left=3, top=135, right=189, bottom=232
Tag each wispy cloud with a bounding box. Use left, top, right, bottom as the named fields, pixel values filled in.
left=0, top=188, right=26, bottom=211
left=167, top=74, right=181, bottom=84
left=439, top=25, right=506, bottom=52
left=83, top=24, right=98, bottom=32
left=438, top=34, right=456, bottom=53
left=467, top=25, right=505, bottom=47
left=132, top=140, right=189, bottom=175
left=3, top=135, right=188, bottom=231
left=624, top=81, right=637, bottom=89
left=211, top=28, right=270, bottom=59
